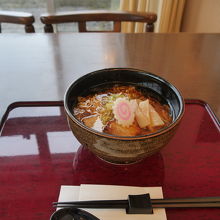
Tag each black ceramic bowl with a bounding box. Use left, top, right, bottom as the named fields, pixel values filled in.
left=64, top=68, right=184, bottom=164
left=50, top=208, right=100, bottom=220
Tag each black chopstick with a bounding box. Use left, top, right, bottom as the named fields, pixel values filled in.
left=53, top=197, right=220, bottom=209
left=53, top=200, right=128, bottom=209
left=151, top=197, right=220, bottom=204
left=54, top=202, right=220, bottom=209
left=153, top=202, right=220, bottom=208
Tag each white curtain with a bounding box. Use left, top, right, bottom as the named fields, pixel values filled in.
left=120, top=0, right=186, bottom=33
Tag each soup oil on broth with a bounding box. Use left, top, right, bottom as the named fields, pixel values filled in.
left=73, top=85, right=172, bottom=137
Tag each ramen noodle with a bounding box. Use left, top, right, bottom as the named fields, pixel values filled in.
left=73, top=85, right=172, bottom=136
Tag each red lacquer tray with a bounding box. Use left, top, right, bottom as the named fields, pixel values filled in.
left=0, top=100, right=219, bottom=220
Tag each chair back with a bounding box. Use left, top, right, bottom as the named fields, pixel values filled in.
left=40, top=10, right=157, bottom=33
left=0, top=10, right=35, bottom=33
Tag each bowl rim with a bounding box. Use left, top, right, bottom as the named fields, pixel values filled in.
left=64, top=67, right=185, bottom=140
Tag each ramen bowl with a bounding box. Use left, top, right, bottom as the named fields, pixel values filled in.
left=64, top=68, right=184, bottom=164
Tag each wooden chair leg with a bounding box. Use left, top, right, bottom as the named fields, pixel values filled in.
left=44, top=24, right=54, bottom=33
left=113, top=21, right=121, bottom=32
left=146, top=23, right=154, bottom=32
left=78, top=21, right=87, bottom=32
left=25, top=24, right=35, bottom=33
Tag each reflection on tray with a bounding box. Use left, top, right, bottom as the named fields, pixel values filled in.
left=0, top=100, right=220, bottom=219
left=72, top=145, right=165, bottom=186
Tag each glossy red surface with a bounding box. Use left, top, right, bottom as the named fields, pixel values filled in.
left=0, top=100, right=220, bottom=220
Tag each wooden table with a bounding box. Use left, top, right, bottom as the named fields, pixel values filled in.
left=0, top=33, right=220, bottom=124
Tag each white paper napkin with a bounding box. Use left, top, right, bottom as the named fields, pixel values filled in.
left=58, top=185, right=80, bottom=202
left=58, top=184, right=167, bottom=220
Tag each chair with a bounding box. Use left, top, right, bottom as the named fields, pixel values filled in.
left=0, top=10, right=35, bottom=33
left=40, top=10, right=157, bottom=33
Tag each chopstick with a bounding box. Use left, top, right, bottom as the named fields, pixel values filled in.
left=153, top=202, right=220, bottom=208
left=53, top=200, right=128, bottom=209
left=54, top=203, right=220, bottom=208
left=53, top=197, right=220, bottom=209
left=152, top=197, right=220, bottom=204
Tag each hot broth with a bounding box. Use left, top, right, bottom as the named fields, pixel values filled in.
left=73, top=85, right=172, bottom=136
